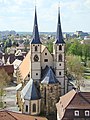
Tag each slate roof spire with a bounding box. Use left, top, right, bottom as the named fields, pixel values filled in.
left=31, top=6, right=41, bottom=44
left=21, top=79, right=41, bottom=100
left=55, top=4, right=65, bottom=44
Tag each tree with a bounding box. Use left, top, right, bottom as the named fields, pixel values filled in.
left=66, top=55, right=84, bottom=91
left=45, top=39, right=54, bottom=53
left=0, top=68, right=11, bottom=108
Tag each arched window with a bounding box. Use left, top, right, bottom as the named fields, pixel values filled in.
left=34, top=55, right=39, bottom=62
left=58, top=54, right=62, bottom=62
left=26, top=105, right=28, bottom=112
left=33, top=104, right=36, bottom=112
left=35, top=46, right=37, bottom=51
left=59, top=45, right=62, bottom=50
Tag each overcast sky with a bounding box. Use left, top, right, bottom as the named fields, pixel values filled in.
left=0, top=0, right=90, bottom=32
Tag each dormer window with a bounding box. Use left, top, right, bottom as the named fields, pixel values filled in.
left=75, top=110, right=79, bottom=116
left=85, top=111, right=89, bottom=116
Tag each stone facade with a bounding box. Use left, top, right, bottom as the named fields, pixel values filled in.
left=16, top=6, right=73, bottom=116
left=40, top=83, right=61, bottom=115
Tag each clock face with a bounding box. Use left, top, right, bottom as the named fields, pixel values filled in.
left=34, top=55, right=39, bottom=62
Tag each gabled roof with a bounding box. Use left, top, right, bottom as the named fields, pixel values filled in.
left=19, top=51, right=30, bottom=80
left=67, top=91, right=90, bottom=109
left=55, top=6, right=65, bottom=44
left=30, top=7, right=42, bottom=44
left=56, top=90, right=90, bottom=120
left=21, top=79, right=41, bottom=100
left=41, top=67, right=58, bottom=84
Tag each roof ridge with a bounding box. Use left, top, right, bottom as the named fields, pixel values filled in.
left=65, top=92, right=76, bottom=109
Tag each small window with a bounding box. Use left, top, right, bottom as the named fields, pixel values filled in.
left=44, top=59, right=48, bottom=62
left=58, top=54, right=62, bottom=62
left=35, top=46, right=37, bottom=51
left=75, top=111, right=79, bottom=116
left=28, top=74, right=30, bottom=77
left=26, top=105, right=28, bottom=112
left=50, top=87, right=53, bottom=93
left=36, top=73, right=38, bottom=76
left=85, top=111, right=89, bottom=116
left=59, top=45, right=62, bottom=50
left=59, top=64, right=61, bottom=66
left=33, top=104, right=36, bottom=112
left=45, top=53, right=47, bottom=55
left=59, top=72, right=61, bottom=75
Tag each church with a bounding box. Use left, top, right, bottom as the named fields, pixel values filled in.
left=16, top=6, right=72, bottom=116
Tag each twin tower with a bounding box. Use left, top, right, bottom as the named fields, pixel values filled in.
left=17, top=6, right=68, bottom=116
left=30, top=6, right=66, bottom=95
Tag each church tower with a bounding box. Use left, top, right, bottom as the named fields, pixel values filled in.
left=30, top=7, right=42, bottom=83
left=53, top=6, right=65, bottom=95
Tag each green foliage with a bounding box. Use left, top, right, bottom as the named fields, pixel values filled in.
left=66, top=55, right=85, bottom=91
left=45, top=39, right=54, bottom=53
left=0, top=68, right=11, bottom=88
left=66, top=39, right=90, bottom=64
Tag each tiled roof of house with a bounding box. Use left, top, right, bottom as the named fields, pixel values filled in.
left=56, top=90, right=90, bottom=120
left=41, top=67, right=58, bottom=84
left=19, top=51, right=30, bottom=80
left=0, top=111, right=47, bottom=120
left=21, top=79, right=41, bottom=100
left=0, top=65, right=14, bottom=74
left=67, top=92, right=90, bottom=109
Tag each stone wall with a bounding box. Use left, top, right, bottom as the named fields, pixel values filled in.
left=40, top=83, right=61, bottom=115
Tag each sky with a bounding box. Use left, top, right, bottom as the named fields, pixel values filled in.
left=0, top=0, right=90, bottom=32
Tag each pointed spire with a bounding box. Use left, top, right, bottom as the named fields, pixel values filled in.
left=55, top=4, right=65, bottom=44
left=31, top=6, right=42, bottom=44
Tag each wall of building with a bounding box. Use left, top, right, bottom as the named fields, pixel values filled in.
left=31, top=99, right=41, bottom=115
left=40, top=83, right=61, bottom=115
left=41, top=47, right=53, bottom=69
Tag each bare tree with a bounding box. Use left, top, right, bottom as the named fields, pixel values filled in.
left=0, top=68, right=11, bottom=108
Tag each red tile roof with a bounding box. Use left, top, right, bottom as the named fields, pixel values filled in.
left=56, top=90, right=90, bottom=120
left=0, top=65, right=14, bottom=75
left=0, top=111, right=47, bottom=120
